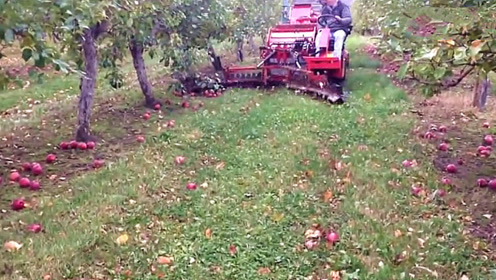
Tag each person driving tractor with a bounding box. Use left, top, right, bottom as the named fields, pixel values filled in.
left=315, top=0, right=352, bottom=59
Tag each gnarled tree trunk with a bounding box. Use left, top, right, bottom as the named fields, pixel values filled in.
left=473, top=75, right=492, bottom=111
left=75, top=22, right=108, bottom=142
left=129, top=38, right=158, bottom=108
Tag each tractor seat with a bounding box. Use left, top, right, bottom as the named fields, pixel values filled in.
left=325, top=25, right=353, bottom=51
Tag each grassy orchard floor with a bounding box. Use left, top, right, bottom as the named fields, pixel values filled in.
left=0, top=36, right=495, bottom=279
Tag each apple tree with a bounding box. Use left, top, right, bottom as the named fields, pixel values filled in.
left=354, top=0, right=495, bottom=108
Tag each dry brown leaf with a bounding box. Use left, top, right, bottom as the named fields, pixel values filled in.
left=304, top=170, right=314, bottom=178
left=364, top=93, right=371, bottom=101
left=157, top=256, right=173, bottom=265
left=323, top=190, right=333, bottom=202
left=272, top=212, right=284, bottom=222
left=115, top=234, right=129, bottom=245
left=215, top=162, right=225, bottom=170
left=258, top=267, right=271, bottom=275
left=205, top=228, right=213, bottom=239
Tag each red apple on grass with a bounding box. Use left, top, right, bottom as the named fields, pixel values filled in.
left=9, top=172, right=20, bottom=182
left=92, top=159, right=105, bottom=169
left=46, top=154, right=56, bottom=163
left=31, top=163, right=43, bottom=175
left=154, top=103, right=161, bottom=110
left=59, top=141, right=69, bottom=150
left=489, top=179, right=496, bottom=190
left=18, top=178, right=30, bottom=188
left=11, top=199, right=25, bottom=211
left=326, top=231, right=339, bottom=243
left=483, top=122, right=490, bottom=128
left=175, top=156, right=186, bottom=165
left=477, top=178, right=488, bottom=187
left=441, top=177, right=451, bottom=185
left=27, top=223, right=42, bottom=233
left=484, top=135, right=494, bottom=145
left=137, top=135, right=145, bottom=143
left=30, top=181, right=41, bottom=191
left=78, top=142, right=87, bottom=150
left=70, top=140, right=78, bottom=149
left=446, top=164, right=457, bottom=173
left=86, top=141, right=95, bottom=149
left=438, top=125, right=447, bottom=133
left=182, top=101, right=190, bottom=108
left=438, top=142, right=449, bottom=151
left=186, top=182, right=197, bottom=190
left=22, top=162, right=32, bottom=171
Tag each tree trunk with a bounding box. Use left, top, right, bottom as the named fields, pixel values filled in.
left=129, top=39, right=158, bottom=108
left=236, top=39, right=244, bottom=62
left=75, top=28, right=99, bottom=142
left=472, top=75, right=491, bottom=111
left=248, top=35, right=257, bottom=55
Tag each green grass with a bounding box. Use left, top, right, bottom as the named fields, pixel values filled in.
left=0, top=36, right=495, bottom=279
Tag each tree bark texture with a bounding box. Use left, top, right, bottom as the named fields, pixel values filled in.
left=473, top=76, right=492, bottom=110
left=75, top=28, right=99, bottom=141
left=129, top=39, right=158, bottom=108
left=236, top=39, right=244, bottom=62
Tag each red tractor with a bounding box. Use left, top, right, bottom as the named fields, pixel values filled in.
left=210, top=0, right=353, bottom=103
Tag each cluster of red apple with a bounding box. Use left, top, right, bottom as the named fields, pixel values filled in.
left=437, top=121, right=496, bottom=189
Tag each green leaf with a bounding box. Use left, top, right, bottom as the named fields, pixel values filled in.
left=4, top=29, right=14, bottom=43
left=454, top=47, right=467, bottom=62
left=434, top=67, right=446, bottom=80
left=397, top=62, right=409, bottom=80
left=22, top=48, right=32, bottom=61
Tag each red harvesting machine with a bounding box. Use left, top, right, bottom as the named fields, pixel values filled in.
left=210, top=0, right=353, bottom=103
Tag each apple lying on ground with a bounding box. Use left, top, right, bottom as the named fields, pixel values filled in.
left=143, top=112, right=151, bottom=120
left=70, top=140, right=78, bottom=149
left=78, top=142, right=87, bottom=150
left=477, top=178, right=488, bottom=187
left=175, top=156, right=186, bottom=165
left=30, top=181, right=41, bottom=190
left=46, top=154, right=56, bottom=163
left=22, top=162, right=32, bottom=171
left=137, top=135, right=145, bottom=143
left=446, top=164, right=457, bottom=173
left=484, top=135, right=494, bottom=145
left=19, top=178, right=31, bottom=188
left=483, top=121, right=490, bottom=128
left=438, top=125, right=447, bottom=133
left=92, top=159, right=105, bottom=169
left=60, top=141, right=69, bottom=150
left=87, top=141, right=96, bottom=149
left=438, top=142, right=449, bottom=151
left=186, top=182, right=197, bottom=190
left=489, top=179, right=496, bottom=190
left=27, top=223, right=42, bottom=233
left=31, top=163, right=43, bottom=175
left=11, top=198, right=25, bottom=211
left=9, top=172, right=20, bottom=182
left=154, top=103, right=161, bottom=110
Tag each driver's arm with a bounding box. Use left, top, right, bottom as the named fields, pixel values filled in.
left=337, top=5, right=352, bottom=25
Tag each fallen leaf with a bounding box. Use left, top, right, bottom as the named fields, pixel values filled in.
left=4, top=241, right=22, bottom=251
left=272, top=212, right=284, bottom=222
left=323, top=190, right=333, bottom=202
left=205, top=228, right=212, bottom=239
left=215, top=162, right=225, bottom=170
left=364, top=93, right=371, bottom=101
left=157, top=256, right=173, bottom=265
left=115, top=234, right=129, bottom=245
left=258, top=267, right=271, bottom=275
left=304, top=170, right=314, bottom=178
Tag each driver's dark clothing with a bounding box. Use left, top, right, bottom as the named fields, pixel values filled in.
left=320, top=1, right=352, bottom=32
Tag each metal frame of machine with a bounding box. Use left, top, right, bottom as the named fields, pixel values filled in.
left=211, top=0, right=352, bottom=103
